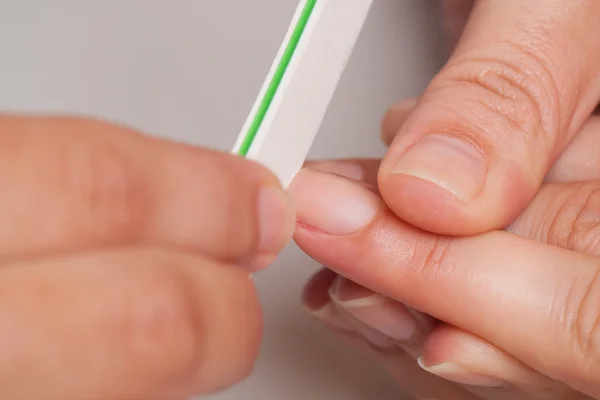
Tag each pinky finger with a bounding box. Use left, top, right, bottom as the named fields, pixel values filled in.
left=420, top=324, right=584, bottom=399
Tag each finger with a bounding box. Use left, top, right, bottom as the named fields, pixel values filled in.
left=545, top=116, right=600, bottom=182
left=0, top=115, right=294, bottom=268
left=290, top=170, right=600, bottom=397
left=303, top=269, right=434, bottom=355
left=295, top=167, right=600, bottom=397
left=420, top=324, right=587, bottom=400
left=507, top=181, right=600, bottom=256
left=383, top=98, right=600, bottom=182
left=302, top=160, right=439, bottom=348
left=304, top=177, right=588, bottom=400
left=440, top=0, right=475, bottom=51
left=301, top=161, right=600, bottom=259
left=304, top=272, right=555, bottom=400
left=302, top=269, right=480, bottom=400
left=340, top=337, right=484, bottom=400
left=313, top=273, right=565, bottom=400
left=378, top=0, right=600, bottom=235
left=381, top=99, right=418, bottom=146
left=0, top=247, right=261, bottom=399
left=302, top=268, right=355, bottom=332
left=330, top=276, right=436, bottom=354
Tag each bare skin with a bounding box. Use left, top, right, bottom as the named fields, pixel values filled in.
left=377, top=0, right=600, bottom=236
left=294, top=110, right=600, bottom=399
left=0, top=115, right=295, bottom=399
left=291, top=3, right=600, bottom=397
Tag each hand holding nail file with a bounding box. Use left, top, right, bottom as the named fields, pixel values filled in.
left=232, top=0, right=374, bottom=187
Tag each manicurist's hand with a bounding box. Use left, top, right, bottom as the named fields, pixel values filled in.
left=378, top=0, right=600, bottom=235
left=0, top=115, right=294, bottom=399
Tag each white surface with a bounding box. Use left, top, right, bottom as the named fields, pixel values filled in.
left=0, top=1, right=442, bottom=398
left=236, top=0, right=373, bottom=187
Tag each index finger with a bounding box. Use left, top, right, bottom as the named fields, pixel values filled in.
left=0, top=115, right=294, bottom=268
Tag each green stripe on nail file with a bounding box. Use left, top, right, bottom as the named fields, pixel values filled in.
left=232, top=0, right=374, bottom=187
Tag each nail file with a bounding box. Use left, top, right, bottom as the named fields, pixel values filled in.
left=232, top=0, right=374, bottom=187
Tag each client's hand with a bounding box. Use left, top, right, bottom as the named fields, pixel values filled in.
left=291, top=113, right=600, bottom=399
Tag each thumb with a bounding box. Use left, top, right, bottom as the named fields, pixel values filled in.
left=379, top=0, right=600, bottom=235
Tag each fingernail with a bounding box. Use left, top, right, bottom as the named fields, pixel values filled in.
left=417, top=358, right=505, bottom=388
left=391, top=134, right=486, bottom=202
left=257, top=186, right=295, bottom=254
left=309, top=302, right=354, bottom=332
left=307, top=161, right=365, bottom=180
left=331, top=277, right=416, bottom=342
left=302, top=270, right=353, bottom=332
left=327, top=278, right=395, bottom=348
left=289, top=170, right=380, bottom=235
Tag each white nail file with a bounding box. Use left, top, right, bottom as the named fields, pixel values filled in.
left=232, top=0, right=374, bottom=187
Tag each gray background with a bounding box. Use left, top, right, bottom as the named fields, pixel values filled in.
left=0, top=1, right=442, bottom=398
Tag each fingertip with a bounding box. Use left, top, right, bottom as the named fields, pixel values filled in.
left=420, top=324, right=566, bottom=395
left=378, top=173, right=466, bottom=234
left=303, top=160, right=367, bottom=181
left=301, top=269, right=355, bottom=332
left=381, top=98, right=418, bottom=146
left=378, top=148, right=533, bottom=235
left=164, top=149, right=295, bottom=267
left=301, top=268, right=337, bottom=311
left=289, top=169, right=381, bottom=237
left=230, top=158, right=296, bottom=265
left=419, top=326, right=508, bottom=388
left=256, top=185, right=295, bottom=255
left=421, top=324, right=483, bottom=366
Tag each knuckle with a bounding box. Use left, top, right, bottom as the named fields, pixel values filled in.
left=116, top=261, right=204, bottom=379
left=436, top=41, right=560, bottom=150
left=407, top=236, right=456, bottom=281
left=546, top=184, right=600, bottom=256
left=56, top=134, right=150, bottom=239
